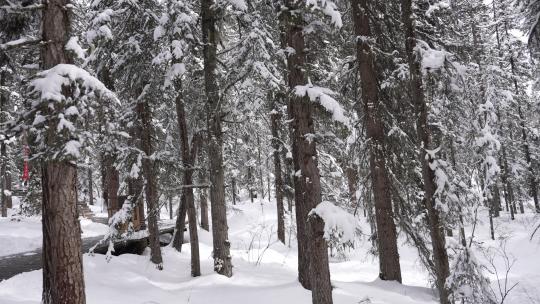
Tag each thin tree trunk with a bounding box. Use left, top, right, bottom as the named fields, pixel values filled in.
left=137, top=99, right=163, bottom=269
left=0, top=69, right=7, bottom=217
left=270, top=97, right=285, bottom=244
left=174, top=86, right=201, bottom=276
left=88, top=168, right=94, bottom=205
left=257, top=134, right=265, bottom=199
left=248, top=166, right=254, bottom=203
left=283, top=2, right=333, bottom=302
left=282, top=148, right=294, bottom=212
left=202, top=0, right=233, bottom=276
left=41, top=1, right=85, bottom=302
left=169, top=196, right=173, bottom=220
left=103, top=155, right=119, bottom=218
left=232, top=177, right=237, bottom=205
left=345, top=166, right=358, bottom=209
left=172, top=195, right=187, bottom=250
left=4, top=167, right=11, bottom=209
left=350, top=0, right=402, bottom=282
left=198, top=152, right=209, bottom=231
left=402, top=0, right=450, bottom=302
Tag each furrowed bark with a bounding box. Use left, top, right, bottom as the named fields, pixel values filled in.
left=283, top=1, right=333, bottom=302
left=350, top=0, right=402, bottom=282
left=41, top=1, right=85, bottom=302
left=202, top=0, right=233, bottom=277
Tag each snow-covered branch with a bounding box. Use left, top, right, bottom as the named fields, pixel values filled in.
left=294, top=83, right=349, bottom=125
left=0, top=37, right=43, bottom=51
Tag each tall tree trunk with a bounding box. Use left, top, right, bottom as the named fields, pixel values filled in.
left=202, top=0, right=233, bottom=277
left=282, top=148, right=294, bottom=212
left=168, top=196, right=173, bottom=220
left=402, top=0, right=450, bottom=302
left=270, top=97, right=286, bottom=244
left=88, top=168, right=94, bottom=205
left=283, top=2, right=333, bottom=302
left=198, top=151, right=210, bottom=231
left=97, top=67, right=118, bottom=217
left=1, top=143, right=6, bottom=217
left=350, top=0, right=402, bottom=282
left=257, top=134, right=265, bottom=199
left=232, top=177, right=237, bottom=205
left=345, top=165, right=358, bottom=210
left=174, top=86, right=201, bottom=277
left=137, top=100, right=163, bottom=269
left=103, top=155, right=119, bottom=218
left=41, top=1, right=85, bottom=302
left=0, top=68, right=7, bottom=217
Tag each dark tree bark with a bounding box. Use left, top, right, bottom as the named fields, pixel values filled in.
left=232, top=177, right=237, bottom=205
left=174, top=85, right=201, bottom=277
left=0, top=143, right=6, bottom=217
left=169, top=196, right=173, bottom=220
left=402, top=0, right=450, bottom=302
left=350, top=0, right=402, bottom=282
left=41, top=1, right=85, bottom=302
left=0, top=67, right=9, bottom=216
left=282, top=2, right=333, bottom=302
left=270, top=97, right=285, bottom=244
left=282, top=148, right=294, bottom=212
left=345, top=165, right=358, bottom=209
left=257, top=134, right=265, bottom=199
left=202, top=0, right=233, bottom=277
left=137, top=99, right=163, bottom=269
left=172, top=194, right=187, bottom=250
left=198, top=151, right=210, bottom=231
left=102, top=154, right=119, bottom=216
left=88, top=168, right=94, bottom=205
left=500, top=146, right=515, bottom=220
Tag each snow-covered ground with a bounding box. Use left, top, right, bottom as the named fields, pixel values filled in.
left=0, top=199, right=539, bottom=304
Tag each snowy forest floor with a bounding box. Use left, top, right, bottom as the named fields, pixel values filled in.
left=0, top=199, right=539, bottom=304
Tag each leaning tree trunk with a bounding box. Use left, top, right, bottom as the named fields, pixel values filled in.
left=137, top=100, right=163, bottom=269
left=270, top=96, right=286, bottom=244
left=283, top=2, right=333, bottom=303
left=402, top=0, right=450, bottom=302
left=41, top=1, right=85, bottom=303
left=350, top=0, right=402, bottom=282
left=175, top=85, right=201, bottom=277
left=202, top=0, right=233, bottom=277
